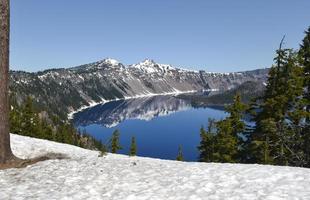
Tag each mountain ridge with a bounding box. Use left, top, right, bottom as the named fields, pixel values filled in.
left=11, top=58, right=265, bottom=74
left=9, top=58, right=269, bottom=120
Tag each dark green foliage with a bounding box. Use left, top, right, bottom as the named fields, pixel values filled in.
left=129, top=136, right=137, bottom=156
left=249, top=37, right=307, bottom=166
left=198, top=121, right=216, bottom=162
left=198, top=94, right=247, bottom=163
left=9, top=65, right=130, bottom=122
left=109, top=130, right=122, bottom=153
left=176, top=145, right=184, bottom=161
left=96, top=140, right=108, bottom=155
left=299, top=27, right=310, bottom=108
left=299, top=27, right=310, bottom=167
left=97, top=139, right=108, bottom=157
left=21, top=96, right=40, bottom=137
left=178, top=80, right=266, bottom=107
left=195, top=30, right=310, bottom=167
left=213, top=119, right=238, bottom=162
left=9, top=95, right=106, bottom=152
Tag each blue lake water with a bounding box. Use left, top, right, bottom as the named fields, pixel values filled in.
left=73, top=95, right=227, bottom=161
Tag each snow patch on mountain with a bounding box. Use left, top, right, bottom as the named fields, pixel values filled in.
left=103, top=58, right=120, bottom=66
left=130, top=59, right=176, bottom=74
left=10, top=58, right=269, bottom=121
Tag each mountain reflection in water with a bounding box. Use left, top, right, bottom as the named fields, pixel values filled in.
left=73, top=95, right=193, bottom=128
left=73, top=94, right=227, bottom=161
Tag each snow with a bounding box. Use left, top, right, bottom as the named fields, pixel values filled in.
left=103, top=58, right=120, bottom=66
left=67, top=90, right=202, bottom=119
left=38, top=71, right=60, bottom=81
left=1, top=134, right=310, bottom=200
left=130, top=59, right=159, bottom=73
left=129, top=59, right=177, bottom=74
left=177, top=67, right=199, bottom=73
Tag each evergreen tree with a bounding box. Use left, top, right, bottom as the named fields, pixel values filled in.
left=39, top=119, right=53, bottom=141
left=250, top=37, right=305, bottom=166
left=96, top=139, right=108, bottom=157
left=20, top=96, right=40, bottom=137
left=213, top=94, right=247, bottom=163
left=212, top=119, right=237, bottom=163
left=225, top=93, right=248, bottom=161
left=198, top=94, right=246, bottom=163
left=9, top=95, right=22, bottom=135
left=8, top=94, right=107, bottom=153
left=110, top=130, right=122, bottom=153
left=198, top=120, right=216, bottom=162
left=129, top=136, right=137, bottom=156
left=299, top=27, right=310, bottom=167
left=176, top=145, right=184, bottom=161
left=299, top=27, right=310, bottom=118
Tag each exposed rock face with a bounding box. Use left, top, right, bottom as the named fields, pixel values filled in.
left=9, top=58, right=268, bottom=118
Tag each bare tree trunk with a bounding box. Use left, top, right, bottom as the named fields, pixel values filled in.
left=0, top=0, right=66, bottom=168
left=0, top=0, right=15, bottom=164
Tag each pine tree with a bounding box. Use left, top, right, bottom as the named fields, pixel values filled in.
left=299, top=27, right=310, bottom=118
left=55, top=124, right=65, bottom=143
left=226, top=93, right=248, bottom=161
left=110, top=130, right=122, bottom=153
left=250, top=37, right=305, bottom=166
left=176, top=145, right=184, bottom=161
left=129, top=136, right=137, bottom=156
left=212, top=94, right=246, bottom=163
left=299, top=27, right=310, bottom=167
left=212, top=119, right=237, bottom=163
left=9, top=95, right=22, bottom=135
left=252, top=118, right=277, bottom=164
left=96, top=139, right=108, bottom=157
left=198, top=94, right=246, bottom=163
left=7, top=94, right=106, bottom=153
left=198, top=120, right=216, bottom=162
left=20, top=96, right=40, bottom=137
left=39, top=119, right=53, bottom=141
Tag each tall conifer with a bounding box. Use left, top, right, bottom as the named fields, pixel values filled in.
left=110, top=130, right=122, bottom=153
left=176, top=145, right=184, bottom=161
left=129, top=136, right=137, bottom=156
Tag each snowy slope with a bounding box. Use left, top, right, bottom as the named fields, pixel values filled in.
left=129, top=59, right=176, bottom=74
left=1, top=134, right=310, bottom=200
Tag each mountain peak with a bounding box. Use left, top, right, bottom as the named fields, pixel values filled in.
left=101, top=58, right=120, bottom=66
left=139, top=59, right=156, bottom=66
left=130, top=59, right=176, bottom=74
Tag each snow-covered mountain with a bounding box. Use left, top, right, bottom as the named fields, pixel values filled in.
left=1, top=134, right=309, bottom=199
left=9, top=58, right=268, bottom=119
left=129, top=59, right=178, bottom=74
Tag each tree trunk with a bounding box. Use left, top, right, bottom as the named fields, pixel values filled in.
left=0, top=0, right=14, bottom=164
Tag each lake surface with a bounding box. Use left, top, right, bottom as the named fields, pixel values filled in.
left=73, top=95, right=227, bottom=161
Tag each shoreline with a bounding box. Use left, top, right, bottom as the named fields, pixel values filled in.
left=67, top=89, right=218, bottom=119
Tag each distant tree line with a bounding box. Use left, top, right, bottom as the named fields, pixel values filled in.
left=198, top=27, right=310, bottom=168
left=9, top=95, right=106, bottom=152
left=179, top=80, right=266, bottom=108
left=9, top=93, right=140, bottom=157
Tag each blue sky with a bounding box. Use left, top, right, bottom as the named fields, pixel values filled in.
left=10, top=0, right=310, bottom=72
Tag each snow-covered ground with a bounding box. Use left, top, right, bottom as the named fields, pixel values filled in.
left=1, top=134, right=310, bottom=200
